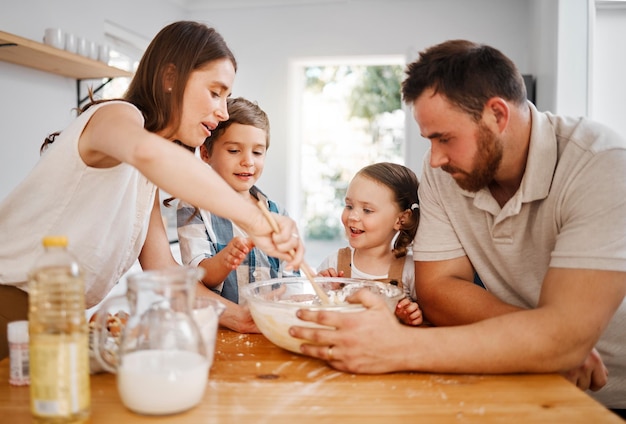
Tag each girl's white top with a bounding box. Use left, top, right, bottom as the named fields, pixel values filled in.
left=317, top=246, right=416, bottom=300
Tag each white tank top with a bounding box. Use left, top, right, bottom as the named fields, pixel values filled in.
left=0, top=101, right=156, bottom=308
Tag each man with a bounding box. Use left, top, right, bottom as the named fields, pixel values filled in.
left=289, top=40, right=626, bottom=415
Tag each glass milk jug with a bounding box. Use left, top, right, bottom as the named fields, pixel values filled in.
left=92, top=266, right=208, bottom=415
left=192, top=296, right=226, bottom=372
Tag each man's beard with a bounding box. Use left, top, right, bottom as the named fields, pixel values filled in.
left=441, top=121, right=503, bottom=192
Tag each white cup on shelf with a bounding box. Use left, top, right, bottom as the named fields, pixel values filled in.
left=77, top=37, right=89, bottom=57
left=43, top=28, right=64, bottom=49
left=98, top=44, right=110, bottom=63
left=64, top=33, right=77, bottom=54
left=88, top=41, right=98, bottom=60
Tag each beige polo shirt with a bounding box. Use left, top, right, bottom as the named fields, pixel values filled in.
left=413, top=102, right=626, bottom=408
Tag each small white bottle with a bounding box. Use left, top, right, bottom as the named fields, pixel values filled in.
left=8, top=320, right=29, bottom=386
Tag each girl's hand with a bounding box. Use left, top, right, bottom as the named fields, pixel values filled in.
left=561, top=348, right=608, bottom=392
left=318, top=268, right=344, bottom=277
left=395, top=298, right=423, bottom=326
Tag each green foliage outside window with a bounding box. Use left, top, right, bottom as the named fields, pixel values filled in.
left=302, top=64, right=405, bottom=241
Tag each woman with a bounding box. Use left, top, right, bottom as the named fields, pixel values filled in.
left=0, top=21, right=303, bottom=358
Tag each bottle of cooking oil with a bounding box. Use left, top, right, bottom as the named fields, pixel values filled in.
left=28, top=236, right=90, bottom=423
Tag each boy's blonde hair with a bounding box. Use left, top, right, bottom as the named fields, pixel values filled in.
left=203, top=97, right=270, bottom=154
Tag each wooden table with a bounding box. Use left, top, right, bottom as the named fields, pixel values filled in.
left=0, top=328, right=622, bottom=423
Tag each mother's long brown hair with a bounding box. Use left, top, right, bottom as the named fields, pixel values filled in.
left=41, top=21, right=237, bottom=152
left=126, top=21, right=236, bottom=137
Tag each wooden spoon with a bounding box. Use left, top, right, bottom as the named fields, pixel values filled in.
left=256, top=198, right=332, bottom=305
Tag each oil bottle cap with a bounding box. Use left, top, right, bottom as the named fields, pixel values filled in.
left=42, top=236, right=68, bottom=247
left=7, top=320, right=29, bottom=343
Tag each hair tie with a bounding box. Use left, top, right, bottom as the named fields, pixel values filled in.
left=410, top=203, right=419, bottom=211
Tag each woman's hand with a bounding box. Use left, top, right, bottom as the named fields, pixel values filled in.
left=245, top=212, right=304, bottom=271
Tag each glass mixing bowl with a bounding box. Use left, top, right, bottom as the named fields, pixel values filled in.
left=240, top=277, right=404, bottom=354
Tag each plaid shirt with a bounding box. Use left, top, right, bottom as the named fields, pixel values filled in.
left=177, top=186, right=297, bottom=303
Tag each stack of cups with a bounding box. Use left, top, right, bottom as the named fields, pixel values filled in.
left=98, top=44, right=110, bottom=63
left=77, top=37, right=98, bottom=61
left=43, top=28, right=64, bottom=50
left=43, top=28, right=110, bottom=63
left=64, top=32, right=77, bottom=54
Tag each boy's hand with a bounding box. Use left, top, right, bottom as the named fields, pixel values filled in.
left=222, top=236, right=254, bottom=270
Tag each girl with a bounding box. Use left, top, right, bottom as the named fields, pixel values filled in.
left=317, top=162, right=422, bottom=326
left=177, top=97, right=298, bottom=332
left=0, top=21, right=303, bottom=358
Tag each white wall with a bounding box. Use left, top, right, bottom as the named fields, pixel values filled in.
left=529, top=0, right=559, bottom=113
left=0, top=0, right=577, bottom=218
left=555, top=0, right=591, bottom=117
left=591, top=5, right=626, bottom=137
left=187, top=0, right=537, bottom=218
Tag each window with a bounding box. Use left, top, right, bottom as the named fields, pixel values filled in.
left=100, top=20, right=146, bottom=100
left=290, top=57, right=406, bottom=266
